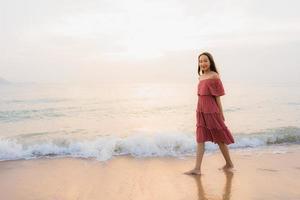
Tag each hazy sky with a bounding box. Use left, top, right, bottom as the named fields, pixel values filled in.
left=1, top=0, right=300, bottom=83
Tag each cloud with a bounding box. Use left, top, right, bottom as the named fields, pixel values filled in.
left=1, top=0, right=299, bottom=83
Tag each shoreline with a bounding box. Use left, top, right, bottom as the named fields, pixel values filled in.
left=0, top=145, right=300, bottom=200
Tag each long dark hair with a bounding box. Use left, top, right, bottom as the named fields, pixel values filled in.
left=197, top=52, right=219, bottom=76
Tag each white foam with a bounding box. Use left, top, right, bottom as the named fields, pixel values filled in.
left=1, top=126, right=300, bottom=162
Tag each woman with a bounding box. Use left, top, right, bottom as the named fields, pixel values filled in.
left=184, top=52, right=235, bottom=175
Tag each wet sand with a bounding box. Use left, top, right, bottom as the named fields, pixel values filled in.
left=1, top=145, right=300, bottom=200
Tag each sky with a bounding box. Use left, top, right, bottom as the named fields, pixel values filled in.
left=1, top=0, right=300, bottom=84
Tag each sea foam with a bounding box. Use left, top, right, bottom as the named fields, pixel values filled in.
left=1, top=126, right=300, bottom=162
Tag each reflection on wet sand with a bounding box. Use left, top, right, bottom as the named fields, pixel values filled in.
left=191, top=170, right=234, bottom=200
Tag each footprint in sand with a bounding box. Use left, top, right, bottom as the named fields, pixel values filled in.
left=257, top=168, right=278, bottom=172
left=294, top=166, right=300, bottom=170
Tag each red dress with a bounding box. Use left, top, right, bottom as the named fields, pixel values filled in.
left=196, top=78, right=235, bottom=144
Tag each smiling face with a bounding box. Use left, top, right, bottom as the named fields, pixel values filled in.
left=199, top=54, right=211, bottom=72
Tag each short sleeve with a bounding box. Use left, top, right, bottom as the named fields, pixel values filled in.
left=208, top=79, right=225, bottom=96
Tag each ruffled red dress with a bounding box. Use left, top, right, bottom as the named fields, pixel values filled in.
left=196, top=78, right=235, bottom=145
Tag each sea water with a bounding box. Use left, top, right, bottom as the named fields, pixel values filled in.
left=0, top=81, right=300, bottom=161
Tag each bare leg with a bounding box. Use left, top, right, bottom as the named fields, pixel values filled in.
left=184, top=142, right=205, bottom=175
left=217, top=142, right=234, bottom=169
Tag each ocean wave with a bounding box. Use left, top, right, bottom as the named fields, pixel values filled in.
left=1, top=126, right=300, bottom=162
left=0, top=108, right=67, bottom=122
left=223, top=107, right=241, bottom=112
left=3, top=98, right=70, bottom=104
left=287, top=102, right=300, bottom=106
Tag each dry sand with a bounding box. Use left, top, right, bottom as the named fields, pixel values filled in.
left=1, top=145, right=300, bottom=200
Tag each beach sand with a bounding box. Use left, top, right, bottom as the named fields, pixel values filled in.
left=1, top=145, right=300, bottom=200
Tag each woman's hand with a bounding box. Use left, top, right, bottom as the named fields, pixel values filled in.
left=221, top=112, right=225, bottom=121
left=215, top=96, right=225, bottom=121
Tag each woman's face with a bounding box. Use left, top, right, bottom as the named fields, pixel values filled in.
left=199, top=55, right=210, bottom=72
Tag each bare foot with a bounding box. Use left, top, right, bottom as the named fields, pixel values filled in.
left=184, top=169, right=202, bottom=175
left=219, top=164, right=234, bottom=171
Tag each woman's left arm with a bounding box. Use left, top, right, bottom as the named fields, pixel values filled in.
left=215, top=96, right=225, bottom=121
